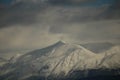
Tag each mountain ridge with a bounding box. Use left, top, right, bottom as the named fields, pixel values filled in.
left=0, top=41, right=120, bottom=80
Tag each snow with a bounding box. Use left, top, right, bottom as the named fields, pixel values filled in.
left=0, top=57, right=8, bottom=66
left=0, top=41, right=120, bottom=79
left=99, top=46, right=120, bottom=68
left=15, top=41, right=120, bottom=75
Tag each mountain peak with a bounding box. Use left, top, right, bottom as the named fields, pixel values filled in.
left=48, top=40, right=66, bottom=48
left=53, top=40, right=66, bottom=46
left=57, top=40, right=66, bottom=44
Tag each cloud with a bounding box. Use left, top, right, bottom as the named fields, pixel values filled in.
left=0, top=25, right=65, bottom=52
left=69, top=0, right=96, bottom=2
left=0, top=20, right=120, bottom=53
left=0, top=5, right=110, bottom=28
left=49, top=20, right=120, bottom=43
left=0, top=0, right=120, bottom=28
left=48, top=0, right=96, bottom=4
left=0, top=0, right=120, bottom=53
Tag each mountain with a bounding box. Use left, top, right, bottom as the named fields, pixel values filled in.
left=0, top=57, right=8, bottom=67
left=17, top=41, right=99, bottom=74
left=0, top=41, right=120, bottom=80
left=99, top=46, right=120, bottom=68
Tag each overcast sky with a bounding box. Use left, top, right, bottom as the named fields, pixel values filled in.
left=0, top=0, right=120, bottom=53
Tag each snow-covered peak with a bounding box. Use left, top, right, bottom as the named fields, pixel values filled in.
left=1, top=42, right=120, bottom=80
left=52, top=40, right=66, bottom=47
left=15, top=41, right=99, bottom=76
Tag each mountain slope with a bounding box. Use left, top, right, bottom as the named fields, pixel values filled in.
left=99, top=46, right=120, bottom=68
left=0, top=41, right=120, bottom=80
left=0, top=57, right=8, bottom=67
left=17, top=41, right=99, bottom=75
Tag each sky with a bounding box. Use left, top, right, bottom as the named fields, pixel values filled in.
left=0, top=0, right=12, bottom=4
left=0, top=0, right=120, bottom=56
left=0, top=0, right=117, bottom=7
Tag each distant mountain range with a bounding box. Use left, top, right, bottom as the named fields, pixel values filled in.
left=0, top=41, right=120, bottom=80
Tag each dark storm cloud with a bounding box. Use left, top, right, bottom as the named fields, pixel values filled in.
left=48, top=0, right=96, bottom=5
left=0, top=0, right=120, bottom=28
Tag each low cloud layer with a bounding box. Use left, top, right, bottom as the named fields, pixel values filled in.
left=0, top=0, right=120, bottom=54
left=0, top=25, right=62, bottom=51
left=0, top=20, right=120, bottom=53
